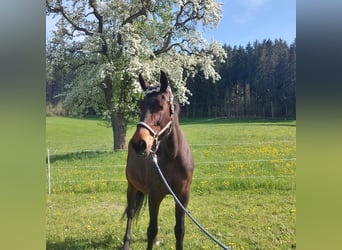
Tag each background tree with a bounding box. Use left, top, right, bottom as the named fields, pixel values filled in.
left=183, top=38, right=296, bottom=119
left=46, top=0, right=226, bottom=150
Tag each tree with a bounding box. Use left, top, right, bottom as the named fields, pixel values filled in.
left=183, top=38, right=296, bottom=119
left=46, top=0, right=226, bottom=150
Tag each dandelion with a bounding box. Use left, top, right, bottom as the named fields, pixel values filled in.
left=249, top=207, right=256, bottom=214
left=228, top=242, right=236, bottom=248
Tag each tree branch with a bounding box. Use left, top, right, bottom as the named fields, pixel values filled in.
left=118, top=0, right=151, bottom=45
left=88, top=0, right=103, bottom=33
left=46, top=0, right=94, bottom=36
left=122, top=0, right=151, bottom=26
left=153, top=1, right=205, bottom=56
left=88, top=0, right=109, bottom=56
left=47, top=0, right=111, bottom=57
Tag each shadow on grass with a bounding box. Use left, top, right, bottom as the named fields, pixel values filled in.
left=180, top=117, right=296, bottom=127
left=46, top=235, right=149, bottom=250
left=46, top=234, right=123, bottom=250
left=48, top=150, right=116, bottom=164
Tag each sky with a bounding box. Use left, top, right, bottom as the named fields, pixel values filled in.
left=202, top=0, right=296, bottom=46
left=46, top=0, right=296, bottom=47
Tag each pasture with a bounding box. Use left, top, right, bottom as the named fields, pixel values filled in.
left=46, top=117, right=296, bottom=249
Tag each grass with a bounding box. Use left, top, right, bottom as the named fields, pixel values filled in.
left=46, top=117, right=296, bottom=249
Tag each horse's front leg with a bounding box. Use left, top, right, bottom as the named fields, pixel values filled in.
left=174, top=191, right=190, bottom=250
left=147, top=193, right=163, bottom=250
left=123, top=184, right=138, bottom=250
left=123, top=215, right=133, bottom=250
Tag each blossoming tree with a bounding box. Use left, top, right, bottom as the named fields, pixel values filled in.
left=46, top=0, right=226, bottom=150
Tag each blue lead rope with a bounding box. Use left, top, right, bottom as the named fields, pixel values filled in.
left=152, top=153, right=230, bottom=250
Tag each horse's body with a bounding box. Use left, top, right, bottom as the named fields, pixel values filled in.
left=123, top=71, right=194, bottom=250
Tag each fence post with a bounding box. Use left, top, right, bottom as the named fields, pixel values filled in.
left=47, top=148, right=51, bottom=195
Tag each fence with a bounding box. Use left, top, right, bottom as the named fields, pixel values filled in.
left=46, top=146, right=296, bottom=195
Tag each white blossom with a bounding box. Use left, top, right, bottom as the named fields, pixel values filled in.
left=47, top=0, right=226, bottom=108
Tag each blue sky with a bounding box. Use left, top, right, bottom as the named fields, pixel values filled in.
left=203, top=0, right=296, bottom=46
left=46, top=0, right=296, bottom=47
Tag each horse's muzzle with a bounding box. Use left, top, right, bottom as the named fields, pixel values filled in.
left=131, top=127, right=154, bottom=157
left=132, top=139, right=147, bottom=156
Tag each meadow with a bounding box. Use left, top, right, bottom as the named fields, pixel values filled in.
left=46, top=117, right=296, bottom=249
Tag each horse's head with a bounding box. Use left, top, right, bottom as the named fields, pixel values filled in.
left=131, top=71, right=175, bottom=157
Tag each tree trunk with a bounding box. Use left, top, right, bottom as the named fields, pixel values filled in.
left=111, top=112, right=127, bottom=151
left=102, top=74, right=128, bottom=151
left=245, top=83, right=250, bottom=117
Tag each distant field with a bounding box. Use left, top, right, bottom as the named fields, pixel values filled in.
left=46, top=117, right=296, bottom=249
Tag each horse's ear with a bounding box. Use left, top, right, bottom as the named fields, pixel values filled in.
left=160, top=70, right=168, bottom=92
left=138, top=73, right=148, bottom=91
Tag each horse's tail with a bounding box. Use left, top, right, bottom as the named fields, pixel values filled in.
left=121, top=191, right=147, bottom=221
left=132, top=191, right=146, bottom=219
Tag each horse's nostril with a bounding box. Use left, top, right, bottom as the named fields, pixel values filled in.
left=133, top=139, right=147, bottom=154
left=139, top=140, right=146, bottom=151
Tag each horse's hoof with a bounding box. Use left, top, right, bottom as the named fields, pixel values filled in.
left=153, top=239, right=160, bottom=246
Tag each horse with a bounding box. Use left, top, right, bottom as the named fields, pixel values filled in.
left=123, top=71, right=194, bottom=250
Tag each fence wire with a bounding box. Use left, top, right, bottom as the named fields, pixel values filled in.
left=46, top=156, right=296, bottom=192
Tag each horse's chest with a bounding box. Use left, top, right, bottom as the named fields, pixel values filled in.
left=126, top=160, right=164, bottom=193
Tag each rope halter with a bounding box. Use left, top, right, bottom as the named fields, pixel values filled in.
left=137, top=86, right=175, bottom=153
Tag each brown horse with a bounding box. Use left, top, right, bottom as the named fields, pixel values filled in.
left=123, top=71, right=194, bottom=250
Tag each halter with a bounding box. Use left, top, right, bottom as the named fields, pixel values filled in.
left=137, top=86, right=175, bottom=153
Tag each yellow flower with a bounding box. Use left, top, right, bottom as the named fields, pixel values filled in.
left=228, top=242, right=236, bottom=247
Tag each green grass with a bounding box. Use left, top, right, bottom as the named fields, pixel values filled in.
left=46, top=117, right=115, bottom=153
left=46, top=117, right=296, bottom=249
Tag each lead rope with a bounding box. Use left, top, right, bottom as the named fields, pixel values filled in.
left=151, top=153, right=230, bottom=250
